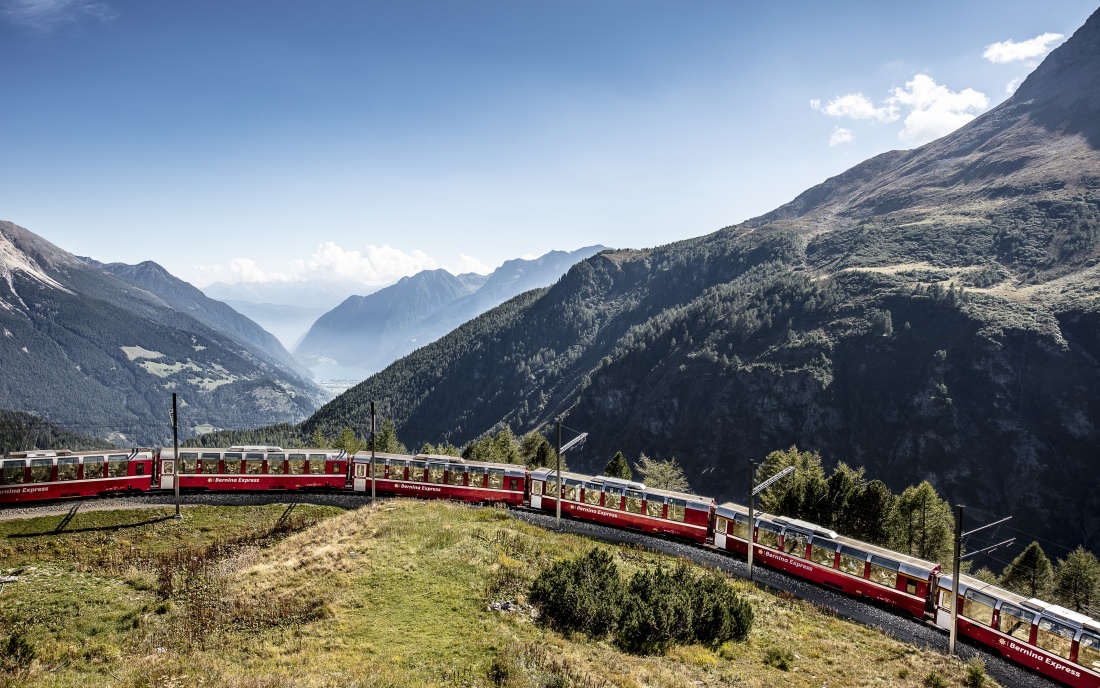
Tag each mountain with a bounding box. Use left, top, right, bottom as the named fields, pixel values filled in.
left=0, top=221, right=328, bottom=445
left=306, top=9, right=1100, bottom=553
left=220, top=300, right=329, bottom=351
left=294, top=246, right=605, bottom=381
left=0, top=408, right=115, bottom=453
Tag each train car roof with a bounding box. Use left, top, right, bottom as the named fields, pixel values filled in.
left=716, top=501, right=941, bottom=576
left=532, top=467, right=711, bottom=507
left=169, top=447, right=342, bottom=455
left=7, top=448, right=148, bottom=460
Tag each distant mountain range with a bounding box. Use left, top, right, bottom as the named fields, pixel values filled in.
left=294, top=246, right=605, bottom=381
left=305, top=9, right=1100, bottom=553
left=0, top=221, right=327, bottom=445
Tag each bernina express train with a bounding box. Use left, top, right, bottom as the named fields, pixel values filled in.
left=2, top=444, right=1098, bottom=687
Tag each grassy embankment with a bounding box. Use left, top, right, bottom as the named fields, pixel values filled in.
left=0, top=499, right=996, bottom=687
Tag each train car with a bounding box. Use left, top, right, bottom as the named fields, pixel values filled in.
left=0, top=449, right=153, bottom=504
left=157, top=446, right=347, bottom=491
left=350, top=452, right=527, bottom=505
left=529, top=468, right=714, bottom=543
left=714, top=502, right=939, bottom=619
left=934, top=574, right=1100, bottom=688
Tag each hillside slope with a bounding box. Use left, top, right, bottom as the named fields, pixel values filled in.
left=306, top=9, right=1100, bottom=551
left=0, top=221, right=327, bottom=445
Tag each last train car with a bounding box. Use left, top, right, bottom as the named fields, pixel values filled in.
left=158, top=446, right=347, bottom=491
left=529, top=468, right=714, bottom=543
left=713, top=502, right=940, bottom=619
left=0, top=449, right=153, bottom=504
left=351, top=452, right=527, bottom=505
left=934, top=573, right=1100, bottom=687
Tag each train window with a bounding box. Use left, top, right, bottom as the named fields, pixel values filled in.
left=1036, top=617, right=1075, bottom=659
left=544, top=477, right=558, bottom=498
left=388, top=460, right=407, bottom=481
left=997, top=603, right=1032, bottom=642
left=756, top=521, right=782, bottom=549
left=583, top=483, right=602, bottom=506
left=837, top=546, right=868, bottom=578
left=905, top=578, right=919, bottom=596
left=730, top=514, right=751, bottom=541
left=268, top=454, right=286, bottom=475
left=447, top=466, right=465, bottom=486
left=715, top=516, right=728, bottom=535
left=1, top=460, right=26, bottom=484
left=179, top=452, right=198, bottom=474
left=868, top=555, right=900, bottom=588
left=289, top=454, right=307, bottom=475
left=467, top=467, right=487, bottom=488
left=108, top=454, right=129, bottom=478
left=625, top=489, right=644, bottom=514
left=29, top=458, right=53, bottom=483
left=1078, top=633, right=1100, bottom=671
left=308, top=454, right=326, bottom=475
left=531, top=480, right=543, bottom=495
left=57, top=457, right=79, bottom=481
left=427, top=464, right=446, bottom=484
left=83, top=457, right=104, bottom=479
left=783, top=530, right=810, bottom=559
left=961, top=589, right=997, bottom=627
left=487, top=468, right=504, bottom=489
left=201, top=453, right=222, bottom=474
left=644, top=494, right=665, bottom=518
left=408, top=461, right=426, bottom=482
left=564, top=480, right=581, bottom=502
left=667, top=499, right=687, bottom=523
left=245, top=453, right=264, bottom=474
left=809, top=538, right=838, bottom=567
left=603, top=486, right=625, bottom=510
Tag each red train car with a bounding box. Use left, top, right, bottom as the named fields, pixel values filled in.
left=713, top=502, right=939, bottom=619
left=529, top=468, right=714, bottom=543
left=0, top=449, right=153, bottom=503
left=158, top=446, right=347, bottom=491
left=350, top=452, right=527, bottom=505
left=933, top=574, right=1100, bottom=687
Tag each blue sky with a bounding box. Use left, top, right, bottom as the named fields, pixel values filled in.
left=2, top=1, right=1097, bottom=288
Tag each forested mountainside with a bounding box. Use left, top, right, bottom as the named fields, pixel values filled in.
left=0, top=408, right=115, bottom=453
left=0, top=221, right=327, bottom=446
left=303, top=8, right=1100, bottom=552
left=295, top=246, right=604, bottom=378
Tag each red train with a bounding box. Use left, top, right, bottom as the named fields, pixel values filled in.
left=2, top=445, right=1098, bottom=687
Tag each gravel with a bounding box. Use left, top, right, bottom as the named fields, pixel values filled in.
left=0, top=493, right=1066, bottom=688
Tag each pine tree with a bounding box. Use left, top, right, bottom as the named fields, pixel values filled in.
left=1001, top=542, right=1054, bottom=598
left=334, top=427, right=365, bottom=455
left=310, top=426, right=329, bottom=449
left=372, top=419, right=406, bottom=454
left=755, top=446, right=826, bottom=521
left=1055, top=547, right=1100, bottom=613
left=605, top=451, right=632, bottom=480
left=889, top=482, right=955, bottom=564
left=842, top=479, right=895, bottom=546
left=636, top=454, right=688, bottom=491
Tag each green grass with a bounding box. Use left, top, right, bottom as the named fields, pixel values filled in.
left=0, top=500, right=999, bottom=687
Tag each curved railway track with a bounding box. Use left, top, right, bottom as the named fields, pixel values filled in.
left=1, top=492, right=1063, bottom=688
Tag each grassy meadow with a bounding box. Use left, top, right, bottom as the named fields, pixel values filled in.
left=0, top=499, right=996, bottom=687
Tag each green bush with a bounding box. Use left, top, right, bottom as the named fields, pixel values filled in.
left=924, top=669, right=949, bottom=688
left=617, top=564, right=696, bottom=653
left=964, top=658, right=987, bottom=687
left=528, top=548, right=624, bottom=637
left=763, top=647, right=793, bottom=670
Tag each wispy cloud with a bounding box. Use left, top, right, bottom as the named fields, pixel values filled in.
left=448, top=253, right=491, bottom=275
left=812, top=74, right=988, bottom=146
left=828, top=127, right=854, bottom=146
left=983, top=32, right=1064, bottom=64
left=2, top=0, right=115, bottom=30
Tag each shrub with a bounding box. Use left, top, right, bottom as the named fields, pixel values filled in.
left=617, top=564, right=696, bottom=653
left=964, top=658, right=987, bottom=687
left=763, top=647, right=793, bottom=670
left=690, top=568, right=754, bottom=645
left=1, top=631, right=35, bottom=672
left=924, top=670, right=949, bottom=688
left=528, top=547, right=624, bottom=637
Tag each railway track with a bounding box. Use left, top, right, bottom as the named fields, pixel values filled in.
left=1, top=492, right=1063, bottom=688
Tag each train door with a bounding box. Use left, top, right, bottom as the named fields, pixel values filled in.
left=531, top=478, right=543, bottom=509
left=714, top=515, right=728, bottom=549
left=353, top=461, right=368, bottom=492
left=160, top=457, right=175, bottom=490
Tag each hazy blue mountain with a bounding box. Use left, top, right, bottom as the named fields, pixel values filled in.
left=0, top=221, right=328, bottom=445
left=305, top=9, right=1100, bottom=553
left=294, top=246, right=605, bottom=380
left=221, top=300, right=328, bottom=351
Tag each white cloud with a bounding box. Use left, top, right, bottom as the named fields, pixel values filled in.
left=1006, top=77, right=1023, bottom=95
left=812, top=74, right=988, bottom=146
left=983, top=32, right=1064, bottom=64
left=886, top=74, right=989, bottom=144
left=2, top=0, right=115, bottom=29
left=448, top=253, right=492, bottom=275
left=193, top=242, right=440, bottom=286
left=810, top=94, right=897, bottom=122
left=829, top=127, right=854, bottom=146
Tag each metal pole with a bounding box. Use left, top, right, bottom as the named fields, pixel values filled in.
left=949, top=504, right=963, bottom=655
left=370, top=401, right=376, bottom=504
left=555, top=421, right=562, bottom=529
left=747, top=459, right=755, bottom=582
left=172, top=392, right=181, bottom=520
